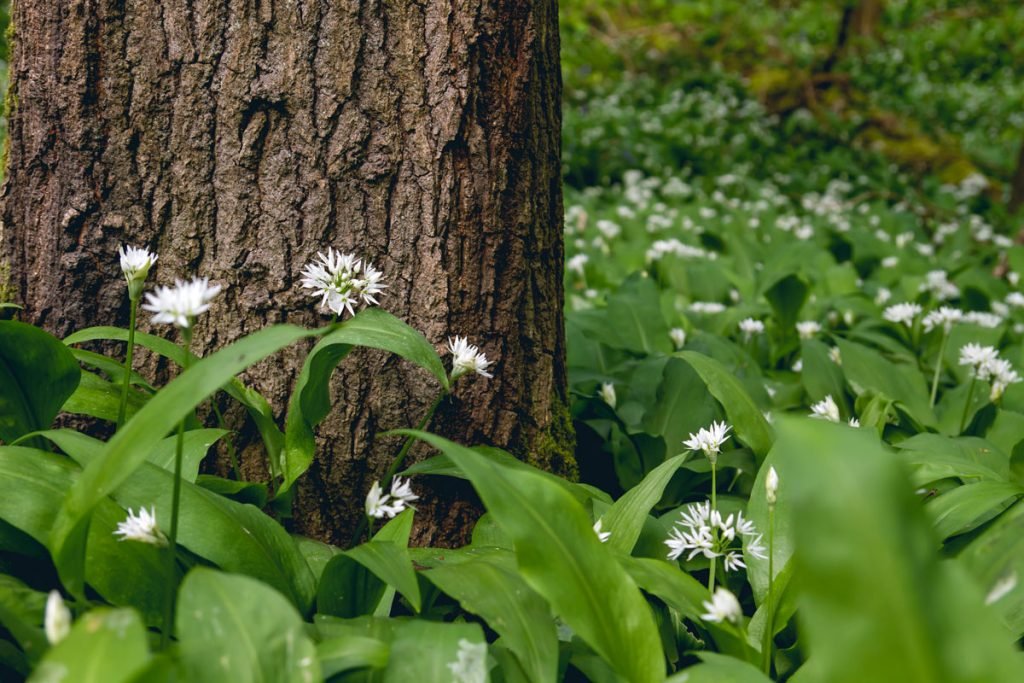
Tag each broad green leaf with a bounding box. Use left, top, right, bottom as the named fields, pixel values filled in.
left=959, top=500, right=1024, bottom=637
left=667, top=652, right=774, bottom=683
left=51, top=324, right=317, bottom=595
left=345, top=541, right=422, bottom=613
left=65, top=326, right=285, bottom=469
left=382, top=620, right=487, bottom=683
left=602, top=454, right=686, bottom=554
left=777, top=417, right=1024, bottom=683
left=836, top=339, right=936, bottom=429
left=318, top=635, right=389, bottom=678
left=402, top=430, right=664, bottom=683
left=317, top=554, right=387, bottom=619
left=618, top=556, right=706, bottom=622
left=29, top=609, right=150, bottom=683
left=69, top=348, right=153, bottom=390
left=678, top=351, right=773, bottom=460
left=281, top=308, right=448, bottom=492
left=925, top=481, right=1024, bottom=541
left=0, top=321, right=80, bottom=446
left=196, top=475, right=269, bottom=507
left=176, top=569, right=320, bottom=683
left=642, top=358, right=716, bottom=458
left=895, top=434, right=1008, bottom=486
left=0, top=575, right=47, bottom=664
left=764, top=273, right=808, bottom=333
left=294, top=536, right=342, bottom=583
left=799, top=339, right=847, bottom=412
left=603, top=274, right=672, bottom=354
left=425, top=559, right=558, bottom=683
left=61, top=369, right=147, bottom=422
left=111, top=462, right=317, bottom=614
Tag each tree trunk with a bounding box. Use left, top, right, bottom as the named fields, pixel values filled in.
left=1, top=0, right=573, bottom=546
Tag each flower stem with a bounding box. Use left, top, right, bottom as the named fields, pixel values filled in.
left=929, top=329, right=949, bottom=407
left=116, top=298, right=139, bottom=429
left=762, top=504, right=776, bottom=675
left=959, top=375, right=977, bottom=434
left=161, top=328, right=193, bottom=649
left=348, top=390, right=446, bottom=547
left=708, top=460, right=718, bottom=593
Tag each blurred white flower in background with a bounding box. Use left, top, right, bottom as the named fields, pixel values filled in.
left=809, top=395, right=841, bottom=423
left=883, top=302, right=922, bottom=327
left=114, top=507, right=168, bottom=546
left=44, top=591, right=72, bottom=645
left=142, top=278, right=221, bottom=328
left=701, top=587, right=742, bottom=624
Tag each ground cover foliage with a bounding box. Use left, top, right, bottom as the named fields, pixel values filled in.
left=1, top=1, right=1024, bottom=681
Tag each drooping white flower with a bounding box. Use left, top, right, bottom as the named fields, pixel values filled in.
left=389, top=476, right=419, bottom=507
left=988, top=358, right=1022, bottom=401
left=118, top=245, right=158, bottom=299
left=447, top=639, right=488, bottom=683
left=300, top=248, right=386, bottom=317
left=44, top=591, right=72, bottom=645
left=738, top=318, right=765, bottom=341
left=701, top=587, right=742, bottom=624
left=593, top=519, right=611, bottom=543
left=922, top=307, right=963, bottom=333
left=599, top=382, right=617, bottom=409
left=114, top=507, right=168, bottom=546
left=670, top=327, right=687, bottom=350
left=142, top=278, right=221, bottom=328
left=765, top=466, right=779, bottom=506
left=883, top=302, right=922, bottom=327
left=448, top=336, right=494, bottom=380
left=809, top=395, right=841, bottom=423
left=683, top=421, right=731, bottom=462
left=796, top=320, right=821, bottom=339
left=365, top=481, right=404, bottom=520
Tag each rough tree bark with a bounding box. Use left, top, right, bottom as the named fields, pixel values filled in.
left=1, top=0, right=573, bottom=546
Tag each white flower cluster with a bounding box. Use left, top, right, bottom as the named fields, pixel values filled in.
left=689, top=301, right=727, bottom=315
left=143, top=277, right=221, bottom=329
left=300, top=248, right=386, bottom=318
left=922, top=306, right=963, bottom=333
left=448, top=336, right=494, bottom=380
left=665, top=501, right=767, bottom=571
left=809, top=394, right=840, bottom=422
left=683, top=421, right=731, bottom=463
left=114, top=507, right=168, bottom=546
left=645, top=238, right=712, bottom=262
left=919, top=270, right=959, bottom=301
left=364, top=477, right=419, bottom=520
left=883, top=302, right=922, bottom=327
left=738, top=317, right=764, bottom=341
left=796, top=320, right=821, bottom=339
left=959, top=343, right=1021, bottom=400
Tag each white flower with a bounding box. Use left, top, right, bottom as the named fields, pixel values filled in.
left=875, top=287, right=892, bottom=305
left=883, top=302, right=922, bottom=327
left=595, top=219, right=621, bottom=240
left=723, top=551, right=746, bottom=572
left=829, top=346, right=842, bottom=365
left=670, top=327, right=687, bottom=350
left=593, top=519, right=611, bottom=543
left=745, top=533, right=768, bottom=559
left=988, top=358, right=1021, bottom=401
left=44, top=591, right=71, bottom=645
left=881, top=256, right=899, bottom=269
left=683, top=421, right=731, bottom=462
left=796, top=320, right=821, bottom=339
left=365, top=481, right=405, bottom=519
left=142, top=278, right=221, bottom=328
left=599, top=382, right=617, bottom=409
left=848, top=417, right=861, bottom=428
left=448, top=336, right=494, bottom=380
left=738, top=318, right=765, bottom=341
left=689, top=301, right=727, bottom=314
left=389, top=476, right=419, bottom=506
left=963, top=311, right=1003, bottom=328
left=792, top=358, right=803, bottom=372
left=959, top=343, right=1000, bottom=378
left=922, top=307, right=963, bottom=333
left=118, top=245, right=158, bottom=298
left=114, top=507, right=168, bottom=546
left=1005, top=292, right=1024, bottom=308
left=765, top=466, right=779, bottom=506
left=447, top=639, right=488, bottom=683
left=300, top=248, right=386, bottom=317
left=809, top=395, right=840, bottom=423
left=567, top=253, right=589, bottom=276
left=701, top=587, right=742, bottom=624
left=920, top=270, right=959, bottom=301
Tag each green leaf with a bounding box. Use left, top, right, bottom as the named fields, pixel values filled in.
left=777, top=417, right=1024, bottom=683
left=746, top=443, right=796, bottom=604
left=836, top=339, right=936, bottom=429
left=402, top=430, right=664, bottom=683
left=345, top=541, right=422, bottom=613
left=764, top=274, right=808, bottom=333
left=678, top=351, right=773, bottom=460
left=51, top=324, right=317, bottom=596
left=195, top=475, right=269, bottom=507
left=642, top=358, right=716, bottom=457
left=317, top=635, right=390, bottom=678
left=425, top=559, right=558, bottom=683
left=959, top=500, right=1024, bottom=638
left=895, top=434, right=1008, bottom=486
left=603, top=274, right=672, bottom=354
left=602, top=454, right=686, bottom=554
left=667, top=652, right=774, bottom=683
left=61, top=369, right=147, bottom=423
left=175, top=568, right=320, bottom=683
left=799, top=339, right=847, bottom=411
left=925, top=481, right=1024, bottom=541
left=30, top=609, right=150, bottom=683
left=317, top=554, right=387, bottom=619
left=618, top=556, right=706, bottom=622
left=382, top=620, right=487, bottom=683
left=0, top=575, right=47, bottom=664
left=281, top=308, right=448, bottom=493
left=0, top=321, right=81, bottom=446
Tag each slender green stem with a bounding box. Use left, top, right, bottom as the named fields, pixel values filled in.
left=959, top=375, right=977, bottom=434
left=349, top=390, right=447, bottom=547
left=708, top=460, right=718, bottom=593
left=161, top=327, right=193, bottom=649
left=762, top=504, right=776, bottom=675
left=929, top=329, right=950, bottom=407
left=116, top=298, right=139, bottom=428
